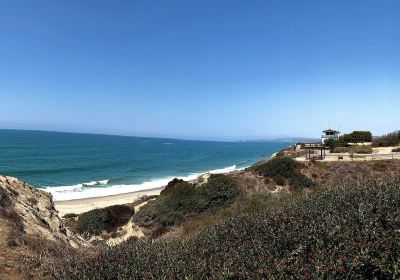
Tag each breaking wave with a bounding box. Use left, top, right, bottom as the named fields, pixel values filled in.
left=44, top=165, right=244, bottom=201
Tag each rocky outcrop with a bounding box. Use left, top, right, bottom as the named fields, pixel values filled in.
left=0, top=175, right=83, bottom=279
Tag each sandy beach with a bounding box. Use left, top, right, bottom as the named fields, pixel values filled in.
left=54, top=187, right=163, bottom=216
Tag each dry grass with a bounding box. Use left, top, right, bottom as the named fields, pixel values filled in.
left=304, top=160, right=400, bottom=187
left=332, top=145, right=373, bottom=154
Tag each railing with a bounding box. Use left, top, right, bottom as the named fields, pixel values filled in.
left=324, top=153, right=400, bottom=161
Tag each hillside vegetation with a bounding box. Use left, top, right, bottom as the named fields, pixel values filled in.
left=332, top=145, right=373, bottom=154
left=373, top=130, right=400, bottom=147
left=134, top=174, right=239, bottom=229
left=3, top=158, right=400, bottom=279
left=51, top=176, right=400, bottom=279
left=251, top=157, right=314, bottom=191
left=75, top=205, right=135, bottom=238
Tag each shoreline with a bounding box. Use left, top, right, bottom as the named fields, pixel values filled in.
left=47, top=164, right=244, bottom=202
left=54, top=187, right=164, bottom=216
left=53, top=166, right=254, bottom=216
left=53, top=158, right=281, bottom=216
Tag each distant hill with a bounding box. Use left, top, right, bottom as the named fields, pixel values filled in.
left=240, top=137, right=318, bottom=143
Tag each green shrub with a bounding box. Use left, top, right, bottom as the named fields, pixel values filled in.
left=76, top=205, right=134, bottom=237
left=324, top=138, right=338, bottom=150
left=134, top=175, right=239, bottom=228
left=52, top=177, right=400, bottom=279
left=63, top=213, right=78, bottom=219
left=198, top=174, right=239, bottom=210
left=254, top=157, right=312, bottom=191
left=254, top=157, right=297, bottom=178
left=288, top=173, right=314, bottom=191
left=134, top=182, right=202, bottom=227
left=273, top=175, right=286, bottom=186
left=76, top=209, right=110, bottom=237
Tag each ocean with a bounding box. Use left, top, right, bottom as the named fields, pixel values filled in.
left=0, top=130, right=290, bottom=201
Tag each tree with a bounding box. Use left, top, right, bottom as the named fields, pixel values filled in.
left=342, top=131, right=372, bottom=143
left=324, top=138, right=338, bottom=150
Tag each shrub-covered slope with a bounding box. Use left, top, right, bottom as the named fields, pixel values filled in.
left=134, top=174, right=239, bottom=228
left=52, top=176, right=400, bottom=279
left=75, top=205, right=135, bottom=238
left=251, top=157, right=314, bottom=191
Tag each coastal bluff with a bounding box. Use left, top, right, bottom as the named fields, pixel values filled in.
left=0, top=175, right=83, bottom=279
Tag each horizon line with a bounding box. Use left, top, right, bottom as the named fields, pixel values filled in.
left=0, top=128, right=307, bottom=143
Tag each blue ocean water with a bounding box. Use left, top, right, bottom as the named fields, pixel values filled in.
left=0, top=130, right=290, bottom=200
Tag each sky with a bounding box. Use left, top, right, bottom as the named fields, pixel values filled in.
left=0, top=0, right=399, bottom=141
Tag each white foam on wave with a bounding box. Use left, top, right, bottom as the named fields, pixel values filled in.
left=45, top=165, right=244, bottom=201
left=209, top=165, right=238, bottom=174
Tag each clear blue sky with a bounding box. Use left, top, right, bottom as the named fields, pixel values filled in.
left=0, top=1, right=399, bottom=140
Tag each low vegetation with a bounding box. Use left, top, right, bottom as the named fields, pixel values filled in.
left=134, top=174, right=239, bottom=228
left=252, top=157, right=313, bottom=191
left=51, top=176, right=400, bottom=279
left=288, top=172, right=314, bottom=191
left=75, top=205, right=134, bottom=238
left=373, top=130, right=400, bottom=147
left=393, top=147, right=400, bottom=153
left=252, top=157, right=297, bottom=178
left=332, top=145, right=373, bottom=154
left=313, top=161, right=330, bottom=170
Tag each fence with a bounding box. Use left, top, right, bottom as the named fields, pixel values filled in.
left=324, top=153, right=400, bottom=161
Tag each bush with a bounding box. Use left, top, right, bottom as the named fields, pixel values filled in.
left=52, top=177, right=400, bottom=279
left=63, top=213, right=78, bottom=219
left=134, top=182, right=202, bottom=227
left=273, top=175, right=286, bottom=186
left=288, top=173, right=314, bottom=191
left=76, top=209, right=111, bottom=237
left=254, top=157, right=297, bottom=178
left=373, top=131, right=400, bottom=147
left=254, top=157, right=312, bottom=191
left=393, top=147, right=400, bottom=153
left=160, top=178, right=185, bottom=195
left=134, top=175, right=239, bottom=228
left=151, top=226, right=169, bottom=239
left=197, top=174, right=239, bottom=210
left=76, top=205, right=134, bottom=237
left=324, top=138, right=338, bottom=150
